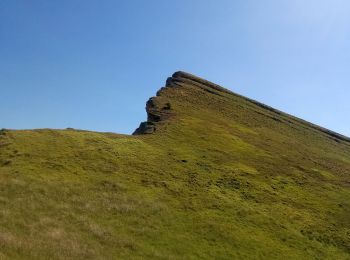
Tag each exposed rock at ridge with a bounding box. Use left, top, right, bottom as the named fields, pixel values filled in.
left=167, top=71, right=234, bottom=95
left=133, top=71, right=234, bottom=135
left=133, top=71, right=225, bottom=135
left=132, top=121, right=155, bottom=135
left=132, top=97, right=172, bottom=135
left=134, top=71, right=350, bottom=144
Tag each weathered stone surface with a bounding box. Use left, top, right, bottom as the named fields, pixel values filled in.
left=167, top=71, right=234, bottom=95
left=133, top=71, right=350, bottom=143
left=133, top=122, right=155, bottom=135
left=132, top=97, right=172, bottom=135
left=133, top=71, right=238, bottom=135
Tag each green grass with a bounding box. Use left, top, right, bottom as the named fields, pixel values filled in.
left=0, top=75, right=350, bottom=259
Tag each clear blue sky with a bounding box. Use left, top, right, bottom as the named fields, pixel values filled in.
left=1, top=0, right=350, bottom=136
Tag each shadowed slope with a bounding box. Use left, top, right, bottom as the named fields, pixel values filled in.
left=0, top=72, right=349, bottom=259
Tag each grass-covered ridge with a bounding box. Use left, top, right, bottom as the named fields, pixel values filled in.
left=0, top=72, right=349, bottom=259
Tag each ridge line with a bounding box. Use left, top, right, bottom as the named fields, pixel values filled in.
left=168, top=71, right=350, bottom=144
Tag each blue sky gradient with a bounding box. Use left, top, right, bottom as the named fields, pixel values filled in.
left=1, top=0, right=350, bottom=135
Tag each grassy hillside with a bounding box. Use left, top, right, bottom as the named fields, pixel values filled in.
left=0, top=72, right=349, bottom=259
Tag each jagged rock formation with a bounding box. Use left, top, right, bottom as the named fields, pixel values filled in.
left=133, top=71, right=230, bottom=135
left=132, top=97, right=172, bottom=135
left=134, top=71, right=350, bottom=144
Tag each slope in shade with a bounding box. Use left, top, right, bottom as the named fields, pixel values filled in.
left=0, top=72, right=349, bottom=259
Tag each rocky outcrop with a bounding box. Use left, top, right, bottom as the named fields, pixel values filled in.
left=133, top=71, right=228, bottom=135
left=166, top=71, right=234, bottom=95
left=133, top=71, right=350, bottom=143
left=132, top=121, right=156, bottom=135
left=132, top=97, right=172, bottom=135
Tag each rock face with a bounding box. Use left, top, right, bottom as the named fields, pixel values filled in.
left=133, top=71, right=227, bottom=135
left=132, top=97, right=172, bottom=135
left=132, top=70, right=267, bottom=135
left=166, top=71, right=234, bottom=95
left=134, top=71, right=350, bottom=143
left=132, top=121, right=155, bottom=135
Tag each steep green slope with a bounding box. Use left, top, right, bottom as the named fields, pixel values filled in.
left=0, top=72, right=349, bottom=259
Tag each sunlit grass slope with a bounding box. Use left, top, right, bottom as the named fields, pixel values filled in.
left=0, top=72, right=349, bottom=259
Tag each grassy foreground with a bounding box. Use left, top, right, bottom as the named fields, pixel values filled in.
left=0, top=72, right=349, bottom=259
